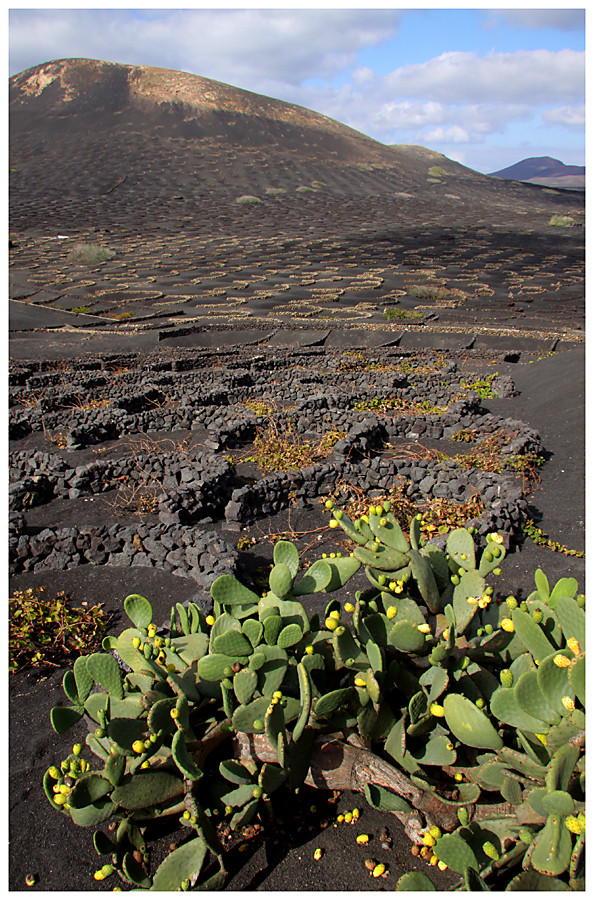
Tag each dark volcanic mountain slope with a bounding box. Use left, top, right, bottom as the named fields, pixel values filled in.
left=490, top=156, right=585, bottom=190
left=10, top=56, right=576, bottom=225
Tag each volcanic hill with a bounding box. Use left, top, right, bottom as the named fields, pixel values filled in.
left=10, top=57, right=582, bottom=231
left=490, top=156, right=585, bottom=191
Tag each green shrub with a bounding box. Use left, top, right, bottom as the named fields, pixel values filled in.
left=67, top=243, right=115, bottom=265
left=9, top=587, right=110, bottom=674
left=236, top=195, right=263, bottom=205
left=548, top=215, right=574, bottom=227
left=384, top=307, right=424, bottom=321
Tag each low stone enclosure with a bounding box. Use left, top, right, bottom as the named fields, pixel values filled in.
left=9, top=344, right=542, bottom=598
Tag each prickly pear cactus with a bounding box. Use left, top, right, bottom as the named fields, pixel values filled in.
left=44, top=522, right=584, bottom=892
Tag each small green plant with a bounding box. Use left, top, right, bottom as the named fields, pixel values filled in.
left=244, top=399, right=276, bottom=416
left=384, top=308, right=424, bottom=321
left=67, top=243, right=115, bottom=265
left=249, top=421, right=345, bottom=473
left=70, top=306, right=93, bottom=315
left=355, top=396, right=447, bottom=416
left=236, top=535, right=256, bottom=551
left=524, top=520, right=585, bottom=558
left=236, top=195, right=262, bottom=205
left=9, top=587, right=111, bottom=674
left=548, top=214, right=574, bottom=227
left=405, top=285, right=450, bottom=301
left=461, top=373, right=499, bottom=399
left=428, top=166, right=448, bottom=177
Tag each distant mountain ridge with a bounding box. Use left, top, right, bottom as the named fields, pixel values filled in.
left=490, top=156, right=584, bottom=191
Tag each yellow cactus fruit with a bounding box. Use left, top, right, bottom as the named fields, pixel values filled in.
left=437, top=861, right=448, bottom=871
left=147, top=624, right=157, bottom=638
left=344, top=812, right=353, bottom=824
left=131, top=740, right=145, bottom=754
left=305, top=645, right=314, bottom=654
left=325, top=617, right=339, bottom=631
left=565, top=816, right=581, bottom=834
left=372, top=863, right=386, bottom=878
left=337, top=814, right=345, bottom=824
left=422, top=833, right=436, bottom=847
left=567, top=638, right=581, bottom=656
left=356, top=834, right=370, bottom=844
left=329, top=609, right=341, bottom=620
left=430, top=702, right=445, bottom=717
left=344, top=602, right=355, bottom=613
left=429, top=854, right=439, bottom=866
left=417, top=623, right=431, bottom=634
left=329, top=519, right=338, bottom=528
left=467, top=596, right=479, bottom=606
left=386, top=606, right=398, bottom=619
left=132, top=637, right=141, bottom=649
left=53, top=793, right=67, bottom=806
left=490, top=533, right=504, bottom=544
left=561, top=696, right=576, bottom=711
left=500, top=618, right=515, bottom=632
left=429, top=826, right=442, bottom=840
left=205, top=615, right=215, bottom=626
left=454, top=773, right=463, bottom=782
left=313, top=848, right=323, bottom=860
left=577, top=813, right=585, bottom=831
left=535, top=734, right=547, bottom=745
left=554, top=654, right=571, bottom=668
left=352, top=808, right=360, bottom=820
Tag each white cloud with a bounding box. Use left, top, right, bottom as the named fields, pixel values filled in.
left=8, top=8, right=402, bottom=86
left=423, top=125, right=471, bottom=144
left=485, top=9, right=585, bottom=32
left=541, top=104, right=586, bottom=130
left=352, top=66, right=375, bottom=87
left=382, top=50, right=584, bottom=105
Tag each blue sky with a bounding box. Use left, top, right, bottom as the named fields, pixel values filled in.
left=8, top=6, right=585, bottom=174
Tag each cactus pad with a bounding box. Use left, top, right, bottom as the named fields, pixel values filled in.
left=395, top=870, right=436, bottom=890
left=171, top=730, right=202, bottom=780
left=124, top=594, right=153, bottom=629
left=530, top=814, right=573, bottom=876
left=292, top=559, right=333, bottom=596
left=111, top=771, right=183, bottom=810
left=443, top=693, right=503, bottom=750
left=242, top=618, right=263, bottom=649
left=50, top=705, right=83, bottom=734
left=273, top=540, right=300, bottom=578
left=433, top=833, right=479, bottom=875
left=446, top=528, right=476, bottom=571
left=197, top=653, right=237, bottom=682
left=269, top=562, right=294, bottom=598
left=210, top=574, right=260, bottom=607
left=86, top=652, right=124, bottom=701
left=212, top=630, right=253, bottom=658
left=150, top=836, right=207, bottom=891
left=68, top=774, right=113, bottom=809
left=364, top=781, right=412, bottom=813
left=388, top=620, right=427, bottom=654
left=314, top=687, right=354, bottom=718
left=277, top=623, right=303, bottom=648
